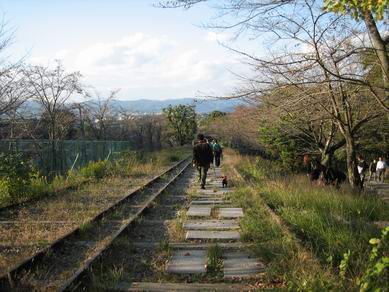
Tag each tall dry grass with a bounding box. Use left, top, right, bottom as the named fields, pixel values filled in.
left=224, top=149, right=389, bottom=290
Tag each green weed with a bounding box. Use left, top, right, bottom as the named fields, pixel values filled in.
left=79, top=160, right=110, bottom=179
left=79, top=221, right=93, bottom=233
left=158, top=239, right=171, bottom=255
left=90, top=263, right=125, bottom=289
left=356, top=226, right=389, bottom=291
left=0, top=178, right=11, bottom=206
left=207, top=244, right=223, bottom=275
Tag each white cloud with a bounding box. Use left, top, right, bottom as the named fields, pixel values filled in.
left=29, top=33, right=241, bottom=100
left=54, top=49, right=71, bottom=59
left=206, top=31, right=233, bottom=43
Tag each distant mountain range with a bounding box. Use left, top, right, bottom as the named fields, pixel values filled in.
left=109, top=98, right=245, bottom=114
left=20, top=98, right=246, bottom=114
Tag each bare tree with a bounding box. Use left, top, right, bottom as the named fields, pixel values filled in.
left=83, top=90, right=118, bottom=140
left=239, top=1, right=383, bottom=187
left=0, top=68, right=29, bottom=117
left=223, top=106, right=261, bottom=149
left=0, top=18, right=28, bottom=118
left=23, top=61, right=82, bottom=140
left=121, top=113, right=165, bottom=150
left=159, top=0, right=389, bottom=111
left=162, top=0, right=385, bottom=187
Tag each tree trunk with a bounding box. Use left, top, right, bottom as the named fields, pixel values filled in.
left=320, top=151, right=332, bottom=168
left=364, top=11, right=389, bottom=105
left=155, top=126, right=162, bottom=149
left=345, top=136, right=360, bottom=189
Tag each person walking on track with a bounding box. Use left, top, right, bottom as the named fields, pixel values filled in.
left=368, top=159, right=377, bottom=182
left=212, top=139, right=223, bottom=167
left=376, top=157, right=386, bottom=182
left=357, top=155, right=368, bottom=189
left=193, top=134, right=214, bottom=189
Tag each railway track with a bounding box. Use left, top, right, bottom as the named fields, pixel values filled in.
left=0, top=180, right=90, bottom=214
left=0, top=157, right=191, bottom=291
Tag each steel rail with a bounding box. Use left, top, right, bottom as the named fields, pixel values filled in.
left=0, top=157, right=191, bottom=290
left=60, top=158, right=191, bottom=291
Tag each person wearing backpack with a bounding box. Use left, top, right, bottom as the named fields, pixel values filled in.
left=357, top=155, right=368, bottom=189
left=368, top=159, right=377, bottom=182
left=193, top=134, right=214, bottom=189
left=212, top=139, right=222, bottom=167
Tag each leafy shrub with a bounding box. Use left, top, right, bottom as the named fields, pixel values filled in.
left=0, top=178, right=11, bottom=206
left=79, top=160, right=110, bottom=179
left=357, top=227, right=389, bottom=291
left=0, top=152, right=32, bottom=180
left=0, top=153, right=34, bottom=198
left=258, top=125, right=305, bottom=172
left=29, top=174, right=50, bottom=197
left=66, top=169, right=87, bottom=186
left=51, top=175, right=68, bottom=190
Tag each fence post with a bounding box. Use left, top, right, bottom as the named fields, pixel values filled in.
left=106, top=149, right=112, bottom=161
left=71, top=153, right=80, bottom=171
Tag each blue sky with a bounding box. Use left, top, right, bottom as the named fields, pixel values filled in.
left=0, top=0, right=253, bottom=100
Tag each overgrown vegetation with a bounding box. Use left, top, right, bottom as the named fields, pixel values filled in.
left=225, top=150, right=389, bottom=290
left=0, top=147, right=190, bottom=208
left=207, top=244, right=223, bottom=277
left=163, top=104, right=197, bottom=146
left=0, top=153, right=35, bottom=202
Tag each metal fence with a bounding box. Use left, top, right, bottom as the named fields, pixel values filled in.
left=0, top=139, right=132, bottom=176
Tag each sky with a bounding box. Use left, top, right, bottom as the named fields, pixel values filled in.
left=0, top=0, right=254, bottom=100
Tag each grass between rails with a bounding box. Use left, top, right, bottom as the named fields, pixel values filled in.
left=225, top=177, right=336, bottom=289
left=0, top=146, right=190, bottom=208
left=223, top=149, right=389, bottom=291
left=0, top=147, right=190, bottom=274
left=84, top=169, right=195, bottom=290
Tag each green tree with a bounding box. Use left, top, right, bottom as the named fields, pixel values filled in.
left=199, top=110, right=226, bottom=132
left=163, top=104, right=197, bottom=146
left=258, top=124, right=308, bottom=172
left=324, top=0, right=389, bottom=110
left=324, top=0, right=388, bottom=20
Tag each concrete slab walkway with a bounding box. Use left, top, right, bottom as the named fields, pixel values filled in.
left=166, top=166, right=265, bottom=280
left=183, top=220, right=239, bottom=230
left=166, top=250, right=207, bottom=274
left=219, top=208, right=244, bottom=219
left=187, top=206, right=211, bottom=217
left=223, top=251, right=266, bottom=279
left=186, top=230, right=240, bottom=240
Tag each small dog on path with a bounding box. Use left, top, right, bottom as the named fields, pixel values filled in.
left=221, top=176, right=228, bottom=188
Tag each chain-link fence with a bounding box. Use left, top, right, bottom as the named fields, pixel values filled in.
left=0, top=139, right=132, bottom=176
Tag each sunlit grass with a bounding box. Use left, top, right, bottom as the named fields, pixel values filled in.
left=0, top=146, right=191, bottom=208
left=224, top=149, right=389, bottom=290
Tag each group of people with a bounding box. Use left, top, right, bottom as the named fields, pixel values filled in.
left=305, top=153, right=388, bottom=189
left=192, top=133, right=223, bottom=189
left=358, top=156, right=388, bottom=186
left=305, top=157, right=346, bottom=189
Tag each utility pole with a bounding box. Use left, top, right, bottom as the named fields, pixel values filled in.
left=71, top=102, right=87, bottom=167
